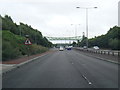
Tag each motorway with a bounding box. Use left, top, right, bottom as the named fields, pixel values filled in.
left=2, top=49, right=118, bottom=88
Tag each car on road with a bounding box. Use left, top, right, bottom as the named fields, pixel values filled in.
left=83, top=46, right=87, bottom=49
left=65, top=46, right=72, bottom=50
left=93, top=46, right=99, bottom=50
left=59, top=46, right=64, bottom=51
left=67, top=47, right=71, bottom=50
left=65, top=46, right=69, bottom=49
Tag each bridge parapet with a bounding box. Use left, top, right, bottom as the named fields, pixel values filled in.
left=45, top=36, right=82, bottom=41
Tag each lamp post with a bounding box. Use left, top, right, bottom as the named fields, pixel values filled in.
left=71, top=24, right=80, bottom=38
left=71, top=24, right=80, bottom=47
left=118, top=1, right=120, bottom=27
left=76, top=7, right=97, bottom=49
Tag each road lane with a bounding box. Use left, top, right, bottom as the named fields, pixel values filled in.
left=2, top=50, right=118, bottom=88
left=65, top=50, right=118, bottom=88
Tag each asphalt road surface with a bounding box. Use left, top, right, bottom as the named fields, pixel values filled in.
left=2, top=49, right=118, bottom=88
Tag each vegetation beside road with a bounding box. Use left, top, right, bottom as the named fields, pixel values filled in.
left=1, top=15, right=52, bottom=61
left=78, top=26, right=120, bottom=50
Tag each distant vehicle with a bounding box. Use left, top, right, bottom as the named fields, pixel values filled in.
left=69, top=46, right=73, bottom=48
left=83, top=46, right=87, bottom=49
left=67, top=47, right=71, bottom=50
left=93, top=46, right=99, bottom=50
left=65, top=46, right=69, bottom=49
left=59, top=46, right=64, bottom=51
left=67, top=46, right=72, bottom=50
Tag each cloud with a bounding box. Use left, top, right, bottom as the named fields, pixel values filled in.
left=0, top=0, right=119, bottom=39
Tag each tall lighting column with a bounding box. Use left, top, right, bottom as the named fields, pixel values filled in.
left=71, top=24, right=80, bottom=47
left=76, top=7, right=97, bottom=49
left=71, top=24, right=80, bottom=39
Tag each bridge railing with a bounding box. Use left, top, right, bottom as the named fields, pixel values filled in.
left=73, top=47, right=120, bottom=56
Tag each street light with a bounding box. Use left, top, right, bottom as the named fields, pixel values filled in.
left=71, top=24, right=80, bottom=37
left=71, top=24, right=80, bottom=47
left=76, top=6, right=97, bottom=49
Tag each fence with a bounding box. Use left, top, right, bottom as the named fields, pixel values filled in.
left=73, top=47, right=120, bottom=56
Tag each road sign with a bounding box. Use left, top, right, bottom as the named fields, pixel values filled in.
left=24, top=39, right=32, bottom=45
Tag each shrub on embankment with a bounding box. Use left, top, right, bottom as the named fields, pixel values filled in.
left=2, top=31, right=48, bottom=61
left=1, top=15, right=52, bottom=48
left=78, top=26, right=120, bottom=50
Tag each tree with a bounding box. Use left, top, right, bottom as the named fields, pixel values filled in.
left=72, top=41, right=76, bottom=47
left=78, top=26, right=120, bottom=50
left=109, top=38, right=120, bottom=50
left=2, top=15, right=18, bottom=34
left=2, top=15, right=53, bottom=48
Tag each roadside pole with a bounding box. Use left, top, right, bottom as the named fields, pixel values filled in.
left=118, top=1, right=120, bottom=27
left=24, top=35, right=32, bottom=57
left=27, top=45, right=30, bottom=57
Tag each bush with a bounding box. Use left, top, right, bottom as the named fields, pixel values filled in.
left=2, top=41, right=21, bottom=61
left=2, top=31, right=49, bottom=61
left=109, top=38, right=120, bottom=50
left=30, top=44, right=48, bottom=55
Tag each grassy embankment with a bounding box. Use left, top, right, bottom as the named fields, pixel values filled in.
left=2, top=30, right=49, bottom=61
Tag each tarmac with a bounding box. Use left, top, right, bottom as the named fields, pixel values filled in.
left=1, top=50, right=56, bottom=74
left=1, top=49, right=119, bottom=75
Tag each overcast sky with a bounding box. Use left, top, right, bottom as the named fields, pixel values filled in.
left=0, top=0, right=119, bottom=39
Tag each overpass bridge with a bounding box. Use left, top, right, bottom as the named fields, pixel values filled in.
left=45, top=36, right=82, bottom=45
left=45, top=36, right=82, bottom=41
left=46, top=36, right=82, bottom=41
